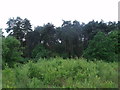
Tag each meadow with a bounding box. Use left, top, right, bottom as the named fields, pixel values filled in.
left=2, top=58, right=118, bottom=88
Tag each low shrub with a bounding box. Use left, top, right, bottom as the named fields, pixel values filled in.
left=2, top=58, right=118, bottom=88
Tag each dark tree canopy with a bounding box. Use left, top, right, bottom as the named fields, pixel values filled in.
left=3, top=17, right=119, bottom=62
left=6, top=17, right=32, bottom=44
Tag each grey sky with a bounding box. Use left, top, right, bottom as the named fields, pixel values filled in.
left=0, top=0, right=119, bottom=31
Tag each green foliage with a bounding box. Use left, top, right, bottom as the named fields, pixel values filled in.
left=2, top=58, right=118, bottom=88
left=83, top=31, right=118, bottom=62
left=2, top=36, right=23, bottom=67
left=108, top=30, right=119, bottom=55
left=4, top=17, right=119, bottom=59
left=32, top=44, right=51, bottom=59
left=0, top=70, right=2, bottom=89
left=2, top=67, right=16, bottom=88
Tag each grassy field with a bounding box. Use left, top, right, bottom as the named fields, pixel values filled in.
left=2, top=58, right=118, bottom=88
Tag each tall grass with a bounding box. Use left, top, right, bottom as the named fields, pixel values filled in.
left=2, top=58, right=118, bottom=88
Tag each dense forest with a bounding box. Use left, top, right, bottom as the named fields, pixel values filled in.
left=1, top=17, right=119, bottom=88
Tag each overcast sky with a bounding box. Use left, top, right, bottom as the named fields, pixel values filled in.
left=0, top=0, right=119, bottom=31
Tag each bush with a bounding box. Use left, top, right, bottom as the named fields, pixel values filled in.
left=83, top=31, right=118, bottom=62
left=2, top=58, right=118, bottom=88
left=2, top=36, right=23, bottom=67
left=32, top=44, right=58, bottom=59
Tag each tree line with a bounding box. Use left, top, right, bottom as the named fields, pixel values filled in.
left=2, top=17, right=120, bottom=67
